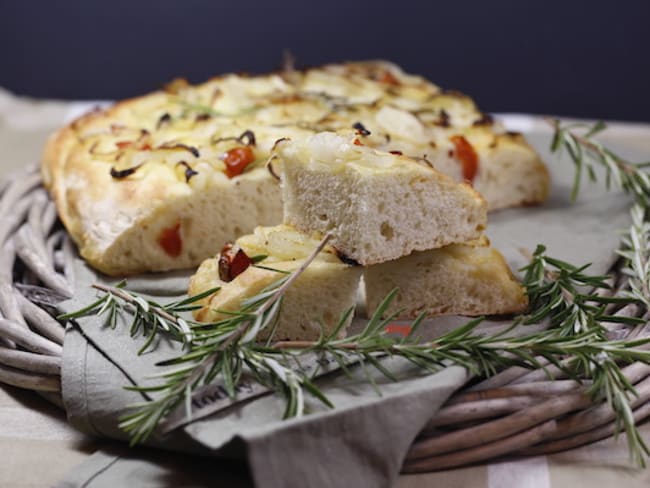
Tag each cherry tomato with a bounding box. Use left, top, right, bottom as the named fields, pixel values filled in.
left=378, top=70, right=400, bottom=86
left=158, top=222, right=182, bottom=257
left=384, top=323, right=411, bottom=336
left=218, top=243, right=252, bottom=281
left=223, top=146, right=255, bottom=178
left=450, top=135, right=479, bottom=182
left=115, top=141, right=133, bottom=149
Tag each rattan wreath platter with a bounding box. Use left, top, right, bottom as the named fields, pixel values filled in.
left=1, top=166, right=649, bottom=473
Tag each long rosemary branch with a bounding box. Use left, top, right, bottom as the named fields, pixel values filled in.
left=546, top=118, right=650, bottom=464
left=69, top=272, right=650, bottom=460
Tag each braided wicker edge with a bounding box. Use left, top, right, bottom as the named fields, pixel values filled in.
left=1, top=167, right=649, bottom=472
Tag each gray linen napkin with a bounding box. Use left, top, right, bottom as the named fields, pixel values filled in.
left=60, top=267, right=469, bottom=488
left=55, top=132, right=633, bottom=487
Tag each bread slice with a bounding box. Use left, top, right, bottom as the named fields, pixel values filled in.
left=275, top=132, right=487, bottom=265
left=364, top=237, right=528, bottom=319
left=189, top=225, right=362, bottom=341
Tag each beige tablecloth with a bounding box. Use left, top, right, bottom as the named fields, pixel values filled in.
left=2, top=87, right=650, bottom=487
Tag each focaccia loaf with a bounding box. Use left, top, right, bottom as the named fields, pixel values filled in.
left=42, top=61, right=548, bottom=275
left=189, top=225, right=362, bottom=341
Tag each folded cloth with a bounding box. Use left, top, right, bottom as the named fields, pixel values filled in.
left=59, top=260, right=469, bottom=487
left=56, top=132, right=631, bottom=488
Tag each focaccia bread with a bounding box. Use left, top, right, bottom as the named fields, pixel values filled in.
left=364, top=237, right=528, bottom=319
left=275, top=132, right=487, bottom=265
left=42, top=60, right=548, bottom=275
left=41, top=83, right=291, bottom=276
left=189, top=225, right=362, bottom=341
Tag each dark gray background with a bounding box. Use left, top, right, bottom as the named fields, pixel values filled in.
left=2, top=0, right=649, bottom=121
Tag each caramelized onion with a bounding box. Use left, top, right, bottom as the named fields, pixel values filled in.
left=176, top=161, right=198, bottom=183
left=157, top=143, right=200, bottom=158
left=353, top=122, right=371, bottom=136
left=110, top=164, right=143, bottom=179
left=212, top=129, right=257, bottom=147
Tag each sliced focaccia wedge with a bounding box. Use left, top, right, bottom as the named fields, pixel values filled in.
left=364, top=237, right=528, bottom=319
left=275, top=132, right=487, bottom=266
left=189, top=225, right=362, bottom=341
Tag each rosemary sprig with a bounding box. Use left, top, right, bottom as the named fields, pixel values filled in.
left=75, top=272, right=650, bottom=459
left=519, top=244, right=649, bottom=463
left=58, top=281, right=219, bottom=354
left=549, top=118, right=650, bottom=312
left=520, top=244, right=642, bottom=335
left=619, top=204, right=650, bottom=310
left=548, top=118, right=650, bottom=203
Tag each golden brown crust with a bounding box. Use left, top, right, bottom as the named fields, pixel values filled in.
left=41, top=125, right=77, bottom=237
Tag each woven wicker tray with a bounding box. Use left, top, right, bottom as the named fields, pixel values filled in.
left=2, top=167, right=649, bottom=473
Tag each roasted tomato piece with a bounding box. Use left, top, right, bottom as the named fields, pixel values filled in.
left=223, top=146, right=255, bottom=178
left=158, top=222, right=182, bottom=257
left=115, top=140, right=133, bottom=149
left=378, top=70, right=400, bottom=86
left=450, top=135, right=479, bottom=182
left=218, top=243, right=252, bottom=281
left=115, top=140, right=151, bottom=151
